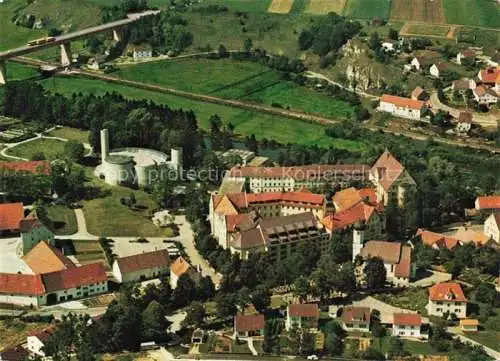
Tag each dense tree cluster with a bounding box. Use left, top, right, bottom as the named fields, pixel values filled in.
left=298, top=13, right=361, bottom=56
left=3, top=82, right=205, bottom=168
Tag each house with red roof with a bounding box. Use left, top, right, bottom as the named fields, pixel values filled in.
left=234, top=314, right=265, bottom=337
left=369, top=150, right=416, bottom=207
left=379, top=94, right=426, bottom=120
left=427, top=282, right=467, bottom=319
left=340, top=307, right=371, bottom=332
left=112, top=249, right=170, bottom=283
left=170, top=256, right=200, bottom=289
left=457, top=49, right=477, bottom=65
left=415, top=229, right=461, bottom=250
left=477, top=67, right=500, bottom=86
left=27, top=326, right=56, bottom=356
left=353, top=230, right=415, bottom=286
left=0, top=273, right=46, bottom=307
left=392, top=313, right=424, bottom=338
left=472, top=85, right=498, bottom=106
left=285, top=303, right=319, bottom=331
left=0, top=161, right=51, bottom=175
left=0, top=202, right=24, bottom=233
left=475, top=195, right=500, bottom=211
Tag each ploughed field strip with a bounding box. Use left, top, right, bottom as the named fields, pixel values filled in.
left=390, top=0, right=445, bottom=23
left=268, top=0, right=295, bottom=13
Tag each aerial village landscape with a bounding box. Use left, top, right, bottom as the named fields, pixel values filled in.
left=0, top=0, right=499, bottom=360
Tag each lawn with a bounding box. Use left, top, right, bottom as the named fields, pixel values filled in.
left=406, top=24, right=450, bottom=37
left=372, top=336, right=437, bottom=355
left=443, top=0, right=500, bottom=28
left=47, top=127, right=90, bottom=144
left=6, top=138, right=67, bottom=161
left=390, top=0, right=445, bottom=23
left=3, top=62, right=40, bottom=82
left=115, top=58, right=355, bottom=119
left=373, top=288, right=429, bottom=315
left=46, top=205, right=78, bottom=236
left=464, top=332, right=500, bottom=352
left=38, top=76, right=367, bottom=151
left=343, top=0, right=392, bottom=20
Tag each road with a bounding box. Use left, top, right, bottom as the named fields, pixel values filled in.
left=429, top=92, right=499, bottom=130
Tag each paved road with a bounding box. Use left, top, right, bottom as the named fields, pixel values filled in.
left=429, top=92, right=499, bottom=130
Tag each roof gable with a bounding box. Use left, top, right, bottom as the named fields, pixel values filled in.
left=23, top=241, right=75, bottom=274
left=0, top=202, right=24, bottom=231
left=235, top=314, right=265, bottom=332
left=116, top=249, right=170, bottom=274
left=429, top=282, right=466, bottom=302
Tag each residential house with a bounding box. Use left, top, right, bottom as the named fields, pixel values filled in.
left=285, top=303, right=319, bottom=331
left=27, top=327, right=55, bottom=356
left=475, top=195, right=500, bottom=212
left=410, top=56, right=436, bottom=71
left=340, top=307, right=371, bottom=332
left=411, top=87, right=428, bottom=101
left=23, top=241, right=75, bottom=274
left=483, top=213, right=500, bottom=243
left=209, top=190, right=327, bottom=248
left=455, top=112, right=473, bottom=134
left=379, top=94, right=425, bottom=121
left=354, top=234, right=415, bottom=286
left=20, top=217, right=55, bottom=255
left=457, top=50, right=476, bottom=65
left=392, top=313, right=423, bottom=338
left=0, top=202, right=24, bottom=234
left=415, top=229, right=461, bottom=250
left=453, top=226, right=491, bottom=246
left=478, top=67, right=500, bottom=86
left=170, top=256, right=200, bottom=289
left=229, top=212, right=330, bottom=261
left=369, top=150, right=417, bottom=207
left=430, top=63, right=448, bottom=78
left=225, top=164, right=369, bottom=194
left=382, top=39, right=398, bottom=52
left=234, top=314, right=265, bottom=337
left=0, top=262, right=107, bottom=307
left=427, top=282, right=467, bottom=319
left=112, top=249, right=170, bottom=283
left=459, top=319, right=479, bottom=332
left=452, top=79, right=476, bottom=94
left=473, top=85, right=498, bottom=105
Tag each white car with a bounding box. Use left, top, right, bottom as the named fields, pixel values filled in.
left=307, top=356, right=319, bottom=361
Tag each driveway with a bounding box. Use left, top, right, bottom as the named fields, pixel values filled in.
left=411, top=270, right=452, bottom=287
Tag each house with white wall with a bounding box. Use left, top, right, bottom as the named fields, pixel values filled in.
left=27, top=327, right=55, bottom=356
left=112, top=249, right=170, bottom=283
left=379, top=94, right=425, bottom=121
left=234, top=314, right=265, bottom=338
left=427, top=282, right=467, bottom=319
left=484, top=213, right=499, bottom=243
left=392, top=313, right=424, bottom=338
left=285, top=303, right=319, bottom=331
left=340, top=307, right=371, bottom=332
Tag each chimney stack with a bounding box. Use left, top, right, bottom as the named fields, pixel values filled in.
left=100, top=129, right=109, bottom=164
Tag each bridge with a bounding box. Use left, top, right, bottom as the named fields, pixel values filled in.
left=0, top=11, right=159, bottom=84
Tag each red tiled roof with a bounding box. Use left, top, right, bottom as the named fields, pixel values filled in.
left=226, top=213, right=258, bottom=232
left=380, top=94, right=424, bottom=110
left=394, top=245, right=412, bottom=278
left=416, top=229, right=461, bottom=250
left=29, top=326, right=56, bottom=342
left=0, top=161, right=51, bottom=175
left=288, top=303, right=319, bottom=317
left=476, top=195, right=500, bottom=210
left=322, top=202, right=376, bottom=232
left=234, top=314, right=265, bottom=332
left=0, top=202, right=24, bottom=231
left=170, top=256, right=192, bottom=277
left=453, top=227, right=490, bottom=246
left=360, top=241, right=413, bottom=278
left=0, top=273, right=45, bottom=296
left=228, top=164, right=369, bottom=180
left=480, top=67, right=500, bottom=83
left=42, top=263, right=107, bottom=292
left=23, top=241, right=76, bottom=274
left=358, top=188, right=378, bottom=204
left=429, top=282, right=467, bottom=302
left=115, top=249, right=170, bottom=274
left=370, top=150, right=406, bottom=191
left=332, top=187, right=363, bottom=211
left=341, top=307, right=370, bottom=323
left=458, top=112, right=473, bottom=124
left=393, top=313, right=422, bottom=326
left=460, top=50, right=475, bottom=58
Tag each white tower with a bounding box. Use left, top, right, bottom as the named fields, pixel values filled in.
left=100, top=129, right=109, bottom=164
left=352, top=228, right=365, bottom=262
left=170, top=147, right=183, bottom=170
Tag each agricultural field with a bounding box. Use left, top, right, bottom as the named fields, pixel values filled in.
left=305, top=0, right=346, bottom=14
left=38, top=76, right=366, bottom=151
left=404, top=24, right=450, bottom=37
left=443, top=0, right=500, bottom=28
left=268, top=0, right=294, bottom=14
left=115, top=58, right=355, bottom=119
left=193, top=0, right=273, bottom=13
left=6, top=138, right=66, bottom=161
left=343, top=0, right=392, bottom=20
left=390, top=0, right=445, bottom=23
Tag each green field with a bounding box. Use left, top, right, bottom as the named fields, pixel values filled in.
left=193, top=0, right=273, bottom=13
left=4, top=63, right=40, bottom=81
left=116, top=58, right=354, bottom=119
left=39, top=76, right=366, bottom=151
left=444, top=0, right=500, bottom=28
left=343, top=0, right=392, bottom=20
left=406, top=24, right=450, bottom=37
left=6, top=138, right=67, bottom=160
left=47, top=127, right=90, bottom=144
left=464, top=332, right=500, bottom=352
left=47, top=205, right=78, bottom=235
